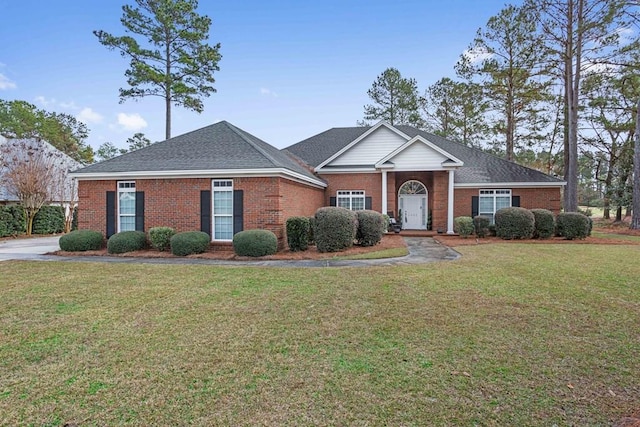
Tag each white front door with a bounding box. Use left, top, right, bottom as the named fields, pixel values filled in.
left=400, top=195, right=427, bottom=230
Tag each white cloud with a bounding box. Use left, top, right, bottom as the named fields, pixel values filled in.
left=462, top=47, right=493, bottom=65
left=34, top=96, right=56, bottom=107
left=59, top=101, right=78, bottom=109
left=0, top=73, right=16, bottom=90
left=260, top=87, right=278, bottom=97
left=77, top=107, right=104, bottom=124
left=117, top=112, right=148, bottom=131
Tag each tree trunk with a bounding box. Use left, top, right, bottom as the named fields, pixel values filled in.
left=165, top=96, right=171, bottom=140
left=631, top=98, right=640, bottom=229
left=564, top=0, right=581, bottom=213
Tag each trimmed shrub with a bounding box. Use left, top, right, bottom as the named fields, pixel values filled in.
left=59, top=230, right=104, bottom=252
left=308, top=216, right=316, bottom=245
left=107, top=230, right=147, bottom=254
left=314, top=207, right=357, bottom=253
left=488, top=224, right=497, bottom=237
left=556, top=212, right=590, bottom=240
left=32, top=205, right=65, bottom=234
left=148, top=226, right=175, bottom=251
left=454, top=216, right=474, bottom=237
left=356, top=210, right=385, bottom=247
left=531, top=209, right=555, bottom=239
left=71, top=207, right=78, bottom=231
left=382, top=214, right=390, bottom=233
left=473, top=216, right=491, bottom=238
left=286, top=216, right=310, bottom=252
left=233, top=229, right=278, bottom=257
left=170, top=231, right=211, bottom=256
left=495, top=207, right=535, bottom=240
left=0, top=205, right=26, bottom=237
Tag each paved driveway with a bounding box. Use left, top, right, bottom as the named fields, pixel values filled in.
left=0, top=236, right=61, bottom=261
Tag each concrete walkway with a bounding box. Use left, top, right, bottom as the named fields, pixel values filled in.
left=0, top=236, right=459, bottom=267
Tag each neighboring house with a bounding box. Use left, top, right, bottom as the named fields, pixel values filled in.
left=0, top=135, right=82, bottom=206
left=71, top=120, right=564, bottom=247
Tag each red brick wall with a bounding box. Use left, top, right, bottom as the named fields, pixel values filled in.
left=454, top=187, right=563, bottom=218
left=78, top=180, right=116, bottom=235
left=322, top=173, right=382, bottom=210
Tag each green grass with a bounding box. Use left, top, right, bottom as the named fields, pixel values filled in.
left=332, top=246, right=409, bottom=260
left=592, top=230, right=640, bottom=242
left=1, top=243, right=639, bottom=425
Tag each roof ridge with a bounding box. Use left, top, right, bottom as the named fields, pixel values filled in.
left=221, top=121, right=282, bottom=168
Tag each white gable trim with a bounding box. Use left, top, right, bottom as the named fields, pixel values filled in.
left=375, top=135, right=464, bottom=169
left=454, top=181, right=566, bottom=188
left=315, top=121, right=411, bottom=171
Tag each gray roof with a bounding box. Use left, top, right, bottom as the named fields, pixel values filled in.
left=73, top=121, right=320, bottom=183
left=285, top=124, right=564, bottom=185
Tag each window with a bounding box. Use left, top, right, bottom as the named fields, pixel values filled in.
left=213, top=180, right=233, bottom=240
left=337, top=190, right=365, bottom=211
left=118, top=181, right=136, bottom=232
left=479, top=189, right=511, bottom=223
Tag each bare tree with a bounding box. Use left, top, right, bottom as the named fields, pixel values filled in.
left=0, top=140, right=63, bottom=235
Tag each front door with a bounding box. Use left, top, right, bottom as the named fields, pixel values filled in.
left=400, top=195, right=427, bottom=230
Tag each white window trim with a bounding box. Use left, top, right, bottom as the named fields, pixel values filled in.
left=117, top=181, right=136, bottom=232
left=337, top=190, right=365, bottom=211
left=212, top=179, right=234, bottom=241
left=479, top=189, right=512, bottom=222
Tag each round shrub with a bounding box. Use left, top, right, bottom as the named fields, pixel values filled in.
left=314, top=207, right=357, bottom=253
left=308, top=216, right=316, bottom=245
left=495, top=207, right=535, bottom=240
left=170, top=231, right=211, bottom=256
left=148, top=226, right=175, bottom=251
left=59, top=230, right=104, bottom=251
left=556, top=212, right=590, bottom=240
left=454, top=216, right=474, bottom=237
left=107, top=231, right=147, bottom=254
left=473, top=215, right=491, bottom=238
left=356, top=210, right=385, bottom=247
left=233, top=229, right=278, bottom=257
left=531, top=209, right=555, bottom=239
left=286, top=216, right=310, bottom=252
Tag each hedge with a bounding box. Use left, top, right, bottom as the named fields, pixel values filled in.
left=286, top=216, right=310, bottom=252
left=495, top=207, right=535, bottom=240
left=170, top=231, right=211, bottom=256
left=531, top=209, right=555, bottom=239
left=233, top=229, right=278, bottom=257
left=0, top=205, right=26, bottom=237
left=32, top=205, right=65, bottom=235
left=107, top=231, right=147, bottom=254
left=308, top=216, right=316, bottom=245
left=148, top=226, right=175, bottom=251
left=556, top=212, right=590, bottom=240
left=314, top=207, right=357, bottom=253
left=454, top=216, right=474, bottom=237
left=356, top=210, right=385, bottom=247
left=59, top=230, right=104, bottom=252
left=473, top=216, right=491, bottom=238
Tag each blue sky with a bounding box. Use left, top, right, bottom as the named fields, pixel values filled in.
left=0, top=0, right=516, bottom=152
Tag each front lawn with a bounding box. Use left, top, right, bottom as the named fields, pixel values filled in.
left=1, top=243, right=639, bottom=425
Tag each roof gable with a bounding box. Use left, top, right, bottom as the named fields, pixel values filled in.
left=375, top=136, right=464, bottom=170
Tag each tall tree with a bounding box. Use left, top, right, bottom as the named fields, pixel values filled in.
left=362, top=68, right=423, bottom=127
left=96, top=133, right=153, bottom=162
left=0, top=99, right=93, bottom=163
left=457, top=4, right=551, bottom=162
left=423, top=77, right=489, bottom=147
left=95, top=0, right=222, bottom=139
left=528, top=0, right=630, bottom=212
left=126, top=132, right=152, bottom=151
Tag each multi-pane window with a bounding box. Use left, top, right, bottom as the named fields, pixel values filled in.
left=213, top=180, right=233, bottom=240
left=337, top=190, right=365, bottom=211
left=479, top=189, right=511, bottom=223
left=118, top=181, right=136, bottom=232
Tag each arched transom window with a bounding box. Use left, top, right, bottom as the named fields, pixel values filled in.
left=399, top=180, right=427, bottom=195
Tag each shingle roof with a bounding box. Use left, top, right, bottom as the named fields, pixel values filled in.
left=285, top=124, right=564, bottom=185
left=73, top=121, right=321, bottom=184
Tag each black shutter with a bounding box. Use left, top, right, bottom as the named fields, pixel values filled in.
left=329, top=197, right=336, bottom=206
left=471, top=196, right=479, bottom=218
left=365, top=196, right=372, bottom=210
left=233, top=190, right=243, bottom=234
left=106, top=191, right=116, bottom=237
left=512, top=195, right=520, bottom=207
left=200, top=190, right=211, bottom=237
left=135, top=191, right=145, bottom=231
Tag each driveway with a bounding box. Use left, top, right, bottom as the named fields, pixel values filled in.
left=0, top=236, right=61, bottom=262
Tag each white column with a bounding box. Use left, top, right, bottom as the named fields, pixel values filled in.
left=381, top=169, right=388, bottom=214
left=447, top=169, right=455, bottom=234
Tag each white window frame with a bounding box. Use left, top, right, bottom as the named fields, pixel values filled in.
left=212, top=179, right=234, bottom=241
left=479, top=189, right=512, bottom=223
left=337, top=190, right=365, bottom=211
left=117, top=181, right=136, bottom=232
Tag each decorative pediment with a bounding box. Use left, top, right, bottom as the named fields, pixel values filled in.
left=375, top=136, right=463, bottom=171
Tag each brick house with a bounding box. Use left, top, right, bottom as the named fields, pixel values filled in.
left=71, top=120, right=564, bottom=246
